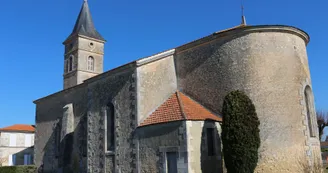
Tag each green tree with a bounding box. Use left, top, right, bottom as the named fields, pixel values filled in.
left=221, top=90, right=261, bottom=173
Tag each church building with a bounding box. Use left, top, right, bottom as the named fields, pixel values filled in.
left=33, top=1, right=321, bottom=173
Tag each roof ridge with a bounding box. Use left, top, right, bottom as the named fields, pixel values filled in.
left=176, top=91, right=187, bottom=120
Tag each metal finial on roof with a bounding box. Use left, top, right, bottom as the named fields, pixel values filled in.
left=241, top=0, right=247, bottom=25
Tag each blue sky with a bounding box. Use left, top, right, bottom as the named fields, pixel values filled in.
left=0, top=0, right=327, bottom=128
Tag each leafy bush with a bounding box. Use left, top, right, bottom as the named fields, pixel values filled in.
left=0, top=165, right=36, bottom=173
left=322, top=148, right=328, bottom=152
left=221, top=90, right=261, bottom=173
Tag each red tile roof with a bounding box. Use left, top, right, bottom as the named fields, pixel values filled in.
left=0, top=124, right=35, bottom=133
left=140, top=92, right=222, bottom=127
left=321, top=142, right=328, bottom=147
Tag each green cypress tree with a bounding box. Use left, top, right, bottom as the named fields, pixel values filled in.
left=221, top=90, right=260, bottom=173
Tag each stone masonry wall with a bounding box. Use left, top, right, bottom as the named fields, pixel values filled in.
left=34, top=85, right=88, bottom=173
left=175, top=27, right=320, bottom=172
left=86, top=67, right=136, bottom=173
left=186, top=121, right=222, bottom=173
left=136, top=55, right=177, bottom=124
left=138, top=121, right=188, bottom=173
left=76, top=37, right=104, bottom=83
left=64, top=36, right=104, bottom=89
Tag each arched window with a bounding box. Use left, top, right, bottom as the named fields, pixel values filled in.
left=304, top=86, right=316, bottom=137
left=87, top=56, right=94, bottom=71
left=106, top=103, right=115, bottom=151
left=68, top=55, right=73, bottom=72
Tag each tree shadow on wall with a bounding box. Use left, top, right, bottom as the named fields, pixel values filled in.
left=10, top=146, right=34, bottom=165
left=200, top=120, right=223, bottom=173
left=39, top=115, right=87, bottom=173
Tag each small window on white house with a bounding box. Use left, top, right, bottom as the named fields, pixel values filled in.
left=9, top=134, right=17, bottom=147
left=87, top=56, right=94, bottom=71
left=24, top=154, right=32, bottom=165
left=25, top=134, right=32, bottom=147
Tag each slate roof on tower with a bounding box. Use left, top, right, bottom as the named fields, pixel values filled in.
left=64, top=0, right=105, bottom=42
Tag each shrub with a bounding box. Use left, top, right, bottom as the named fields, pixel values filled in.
left=221, top=90, right=261, bottom=173
left=0, top=165, right=36, bottom=173
left=322, top=148, right=328, bottom=152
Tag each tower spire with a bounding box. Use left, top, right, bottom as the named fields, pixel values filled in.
left=241, top=0, right=247, bottom=25
left=64, top=0, right=105, bottom=43
left=62, top=0, right=105, bottom=89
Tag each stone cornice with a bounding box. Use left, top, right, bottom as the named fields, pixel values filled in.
left=136, top=49, right=175, bottom=67
left=176, top=25, right=310, bottom=54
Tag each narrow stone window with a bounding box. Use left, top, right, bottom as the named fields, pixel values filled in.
left=207, top=128, right=215, bottom=156
left=64, top=60, right=68, bottom=73
left=68, top=55, right=74, bottom=72
left=304, top=86, right=316, bottom=137
left=87, top=56, right=94, bottom=71
left=106, top=103, right=115, bottom=151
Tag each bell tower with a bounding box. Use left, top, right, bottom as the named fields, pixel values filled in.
left=63, top=0, right=106, bottom=89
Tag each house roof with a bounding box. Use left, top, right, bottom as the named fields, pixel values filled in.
left=321, top=142, right=328, bottom=147
left=139, top=92, right=222, bottom=127
left=64, top=0, right=105, bottom=43
left=0, top=124, right=35, bottom=133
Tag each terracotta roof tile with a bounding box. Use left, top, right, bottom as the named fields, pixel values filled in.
left=140, top=93, right=184, bottom=126
left=0, top=124, right=35, bottom=132
left=178, top=92, right=222, bottom=121
left=321, top=142, right=328, bottom=147
left=139, top=92, right=222, bottom=127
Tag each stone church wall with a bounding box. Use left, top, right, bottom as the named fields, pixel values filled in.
left=186, top=121, right=222, bottom=173
left=136, top=53, right=177, bottom=125
left=138, top=121, right=188, bottom=173
left=34, top=25, right=321, bottom=173
left=86, top=66, right=137, bottom=173
left=34, top=84, right=88, bottom=173
left=175, top=26, right=320, bottom=172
